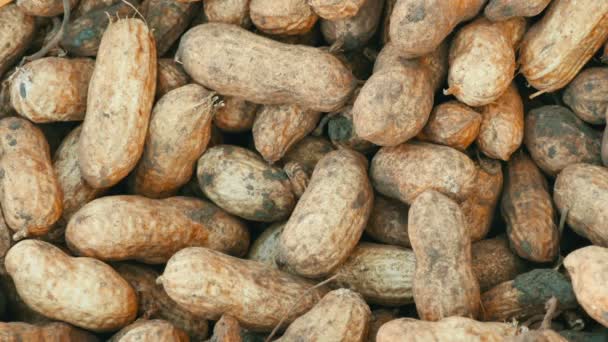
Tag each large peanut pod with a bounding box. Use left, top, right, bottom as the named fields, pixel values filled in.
left=563, top=68, right=608, bottom=125
left=197, top=145, right=296, bottom=221
left=54, top=125, right=105, bottom=220
left=278, top=149, right=373, bottom=278
left=472, top=236, right=528, bottom=292
left=79, top=19, right=156, bottom=189
left=157, top=247, right=326, bottom=331
left=204, top=0, right=251, bottom=28
left=309, top=0, right=365, bottom=20
left=321, top=0, right=384, bottom=51
left=0, top=117, right=62, bottom=240
left=115, top=263, right=209, bottom=340
left=525, top=105, right=601, bottom=177
left=16, top=0, right=78, bottom=16
left=0, top=5, right=35, bottom=77
left=418, top=101, right=481, bottom=151
left=9, top=58, right=94, bottom=123
left=250, top=0, right=318, bottom=35
left=501, top=150, right=559, bottom=262
left=376, top=317, right=517, bottom=341
left=252, top=104, right=321, bottom=164
left=277, top=289, right=370, bottom=342
left=365, top=194, right=409, bottom=247
left=330, top=243, right=414, bottom=306
left=484, top=0, right=551, bottom=21
left=480, top=269, right=577, bottom=322
left=371, top=142, right=477, bottom=205
left=446, top=17, right=525, bottom=106
left=0, top=322, right=99, bottom=341
left=110, top=320, right=188, bottom=342
left=461, top=156, right=503, bottom=242
left=281, top=136, right=335, bottom=175
left=67, top=195, right=249, bottom=263
left=141, top=0, right=194, bottom=56
left=564, top=246, right=608, bottom=327
left=214, top=97, right=258, bottom=133
left=133, top=84, right=216, bottom=198
left=519, top=0, right=608, bottom=95
left=5, top=240, right=137, bottom=332
left=156, top=59, right=189, bottom=99
left=388, top=0, right=485, bottom=58
left=476, top=83, right=524, bottom=161
left=247, top=222, right=284, bottom=268
left=409, top=190, right=480, bottom=321
left=554, top=163, right=608, bottom=247
left=176, top=23, right=355, bottom=112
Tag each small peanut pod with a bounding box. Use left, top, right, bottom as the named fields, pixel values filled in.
left=277, top=289, right=371, bottom=342
left=177, top=23, right=356, bottom=112
left=388, top=0, right=486, bottom=58
left=252, top=104, right=321, bottom=164
left=79, top=19, right=157, bottom=189
left=501, top=150, right=559, bottom=262
left=376, top=317, right=517, bottom=342
left=481, top=269, right=577, bottom=322
left=115, top=263, right=209, bottom=340
left=156, top=59, right=189, bottom=99
left=0, top=5, right=36, bottom=77
left=110, top=320, right=188, bottom=342
left=446, top=17, right=525, bottom=106
left=250, top=0, right=318, bottom=35
left=409, top=190, right=480, bottom=321
left=330, top=243, right=415, bottom=306
left=564, top=246, right=608, bottom=327
left=525, top=105, right=602, bottom=177
left=309, top=0, right=365, bottom=20
left=213, top=97, right=258, bottom=133
left=371, top=142, right=477, bottom=205
left=472, top=236, right=528, bottom=292
left=461, top=156, right=503, bottom=242
left=66, top=195, right=249, bottom=263
left=0, top=322, right=99, bottom=342
left=133, top=84, right=216, bottom=198
left=141, top=0, right=195, bottom=56
left=5, top=240, right=137, bottom=332
left=204, top=0, right=251, bottom=28
left=10, top=57, right=94, bottom=123
left=365, top=194, right=409, bottom=247
left=563, top=67, right=608, bottom=125
left=208, top=315, right=242, bottom=342
left=158, top=247, right=326, bottom=331
left=519, top=0, right=608, bottom=95
left=281, top=136, right=335, bottom=175
left=321, top=0, right=385, bottom=51
left=278, top=149, right=373, bottom=278
left=368, top=310, right=398, bottom=342
left=476, top=83, right=524, bottom=161
left=247, top=222, right=284, bottom=268
left=197, top=145, right=296, bottom=222
left=0, top=117, right=62, bottom=240
left=16, top=0, right=78, bottom=16
left=554, top=163, right=608, bottom=247
left=418, top=101, right=481, bottom=151
left=484, top=0, right=551, bottom=21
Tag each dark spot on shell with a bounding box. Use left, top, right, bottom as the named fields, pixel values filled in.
left=406, top=3, right=426, bottom=22
left=8, top=121, right=21, bottom=130
left=17, top=212, right=32, bottom=222
left=584, top=82, right=595, bottom=92
left=19, top=83, right=26, bottom=98
left=548, top=146, right=556, bottom=158
left=186, top=205, right=217, bottom=224
left=351, top=190, right=368, bottom=209
left=513, top=269, right=577, bottom=307
left=0, top=169, right=4, bottom=179
left=328, top=116, right=353, bottom=142
left=199, top=172, right=214, bottom=187
left=501, top=5, right=514, bottom=17
left=262, top=169, right=288, bottom=181
left=8, top=139, right=16, bottom=146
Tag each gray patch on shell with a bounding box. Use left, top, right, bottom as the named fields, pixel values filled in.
left=406, top=3, right=426, bottom=22
left=19, top=83, right=26, bottom=98
left=351, top=190, right=368, bottom=209
left=199, top=172, right=214, bottom=187
left=8, top=121, right=21, bottom=130
left=262, top=169, right=288, bottom=181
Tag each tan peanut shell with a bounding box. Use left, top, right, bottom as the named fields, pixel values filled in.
left=252, top=104, right=320, bottom=164
left=564, top=246, right=608, bottom=327
left=0, top=322, right=99, bottom=342
left=281, top=136, right=335, bottom=175
left=79, top=19, right=157, bottom=189
left=331, top=243, right=415, bottom=306
left=519, top=0, right=608, bottom=94
left=309, top=0, right=365, bottom=20
left=278, top=149, right=373, bottom=278
left=0, top=117, right=62, bottom=240
left=418, top=101, right=481, bottom=151
left=368, top=310, right=398, bottom=342
left=277, top=289, right=370, bottom=342
left=484, top=0, right=551, bottom=21
left=197, top=145, right=296, bottom=222
left=563, top=67, right=608, bottom=125
left=133, top=84, right=216, bottom=198
left=321, top=0, right=384, bottom=51
left=472, top=236, right=528, bottom=292
left=388, top=0, right=486, bottom=58
left=208, top=315, right=242, bottom=342
left=1, top=273, right=52, bottom=325
left=249, top=0, right=318, bottom=35
left=525, top=105, right=601, bottom=177
left=365, top=194, right=409, bottom=247
left=247, top=222, right=284, bottom=268
left=409, top=190, right=480, bottom=321
left=5, top=240, right=137, bottom=332
left=66, top=195, right=249, bottom=263
left=376, top=317, right=518, bottom=342
left=0, top=5, right=35, bottom=77
left=141, top=0, right=194, bottom=56
left=501, top=150, right=559, bottom=262
left=158, top=247, right=326, bottom=331
left=461, top=156, right=503, bottom=242
left=371, top=142, right=477, bottom=205
left=115, top=263, right=209, bottom=340
left=176, top=23, right=355, bottom=112
left=476, top=83, right=524, bottom=161
left=554, top=163, right=608, bottom=247
left=16, top=0, right=78, bottom=16
left=10, top=58, right=94, bottom=123
left=73, top=0, right=120, bottom=17
left=156, top=59, right=189, bottom=99
left=204, top=0, right=251, bottom=28
left=213, top=97, right=258, bottom=133
left=110, top=320, right=188, bottom=342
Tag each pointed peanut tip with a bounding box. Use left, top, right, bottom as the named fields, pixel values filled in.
left=12, top=229, right=28, bottom=241
left=443, top=86, right=459, bottom=96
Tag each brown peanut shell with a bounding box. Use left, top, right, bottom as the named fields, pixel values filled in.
left=281, top=136, right=335, bottom=175
left=208, top=315, right=242, bottom=342
left=0, top=322, right=99, bottom=342
left=249, top=0, right=318, bottom=35
left=141, top=0, right=195, bottom=56
left=16, top=0, right=78, bottom=16
left=472, top=236, right=528, bottom=292
left=376, top=317, right=517, bottom=341
left=368, top=310, right=398, bottom=342
left=0, top=5, right=36, bottom=77
left=563, top=67, right=608, bottom=125
left=156, top=59, right=189, bottom=99
left=0, top=69, right=16, bottom=119
left=365, top=194, right=409, bottom=247
left=110, top=320, right=188, bottom=342
left=309, top=0, right=365, bottom=20
left=213, top=97, right=258, bottom=133
left=204, top=0, right=251, bottom=28
left=321, top=0, right=384, bottom=51
left=418, top=101, right=481, bottom=151
left=484, top=0, right=551, bottom=21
